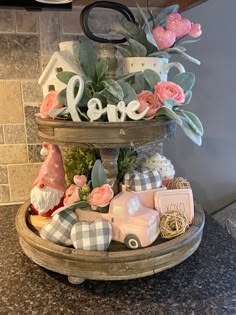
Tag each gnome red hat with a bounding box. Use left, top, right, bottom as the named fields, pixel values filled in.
left=33, top=142, right=66, bottom=192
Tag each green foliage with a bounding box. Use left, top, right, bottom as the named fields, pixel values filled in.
left=143, top=69, right=161, bottom=90
left=178, top=116, right=202, bottom=146
left=134, top=72, right=150, bottom=93
left=62, top=147, right=99, bottom=186
left=96, top=59, right=109, bottom=82
left=91, top=159, right=107, bottom=188
left=120, top=68, right=161, bottom=93
left=117, top=80, right=137, bottom=103
left=100, top=79, right=124, bottom=101
left=112, top=18, right=155, bottom=56
left=117, top=148, right=138, bottom=182
left=112, top=4, right=201, bottom=64
left=56, top=71, right=78, bottom=84
left=55, top=39, right=137, bottom=117
left=176, top=109, right=204, bottom=136
left=156, top=106, right=183, bottom=126
left=172, top=72, right=195, bottom=92
left=149, top=5, right=179, bottom=27
left=79, top=39, right=97, bottom=80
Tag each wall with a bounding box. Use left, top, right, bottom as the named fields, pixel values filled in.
left=165, top=0, right=236, bottom=213
left=0, top=0, right=235, bottom=212
left=0, top=6, right=116, bottom=204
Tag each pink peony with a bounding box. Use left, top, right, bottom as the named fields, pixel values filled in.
left=63, top=184, right=80, bottom=206
left=40, top=91, right=63, bottom=119
left=137, top=90, right=162, bottom=119
left=87, top=184, right=114, bottom=208
left=154, top=81, right=185, bottom=105
left=188, top=23, right=202, bottom=38
left=73, top=175, right=87, bottom=187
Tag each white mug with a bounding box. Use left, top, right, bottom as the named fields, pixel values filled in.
left=123, top=57, right=185, bottom=80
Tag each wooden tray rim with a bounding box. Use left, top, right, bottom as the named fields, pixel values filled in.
left=16, top=200, right=205, bottom=263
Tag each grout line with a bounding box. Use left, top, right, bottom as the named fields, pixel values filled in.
left=0, top=201, right=23, bottom=206
left=2, top=125, right=6, bottom=144
left=6, top=165, right=12, bottom=201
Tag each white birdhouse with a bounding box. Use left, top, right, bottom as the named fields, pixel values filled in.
left=38, top=41, right=82, bottom=97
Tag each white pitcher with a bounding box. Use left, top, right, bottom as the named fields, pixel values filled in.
left=123, top=57, right=185, bottom=80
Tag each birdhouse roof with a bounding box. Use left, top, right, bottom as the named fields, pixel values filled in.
left=38, top=51, right=81, bottom=86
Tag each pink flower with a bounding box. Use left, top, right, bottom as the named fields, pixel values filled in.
left=40, top=91, right=63, bottom=119
left=137, top=90, right=162, bottom=119
left=63, top=184, right=80, bottom=206
left=73, top=175, right=87, bottom=187
left=154, top=81, right=185, bottom=105
left=87, top=184, right=114, bottom=208
left=188, top=23, right=202, bottom=38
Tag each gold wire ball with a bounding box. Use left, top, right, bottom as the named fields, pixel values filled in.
left=167, top=177, right=191, bottom=190
left=160, top=210, right=189, bottom=239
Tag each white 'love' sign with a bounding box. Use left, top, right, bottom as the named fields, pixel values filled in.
left=48, top=75, right=148, bottom=122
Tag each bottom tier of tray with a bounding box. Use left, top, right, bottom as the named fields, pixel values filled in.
left=16, top=201, right=205, bottom=284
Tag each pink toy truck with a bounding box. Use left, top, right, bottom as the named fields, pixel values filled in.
left=75, top=191, right=160, bottom=249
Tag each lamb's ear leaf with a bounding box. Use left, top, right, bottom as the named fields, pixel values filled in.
left=150, top=5, right=179, bottom=27
left=91, top=160, right=107, bottom=188
left=96, top=59, right=109, bottom=82
left=79, top=39, right=97, bottom=80
left=57, top=88, right=67, bottom=105
left=143, top=69, right=161, bottom=90
left=167, top=47, right=201, bottom=65
left=118, top=80, right=137, bottom=104
left=128, top=38, right=147, bottom=57
left=136, top=3, right=159, bottom=50
left=134, top=72, right=150, bottom=93
left=172, top=72, right=195, bottom=92
left=48, top=108, right=68, bottom=119
left=179, top=116, right=202, bottom=146
left=163, top=98, right=174, bottom=109
left=101, top=79, right=124, bottom=101
left=156, top=106, right=182, bottom=125
left=115, top=44, right=134, bottom=57
left=183, top=90, right=192, bottom=104
left=56, top=71, right=77, bottom=84
left=177, top=110, right=204, bottom=136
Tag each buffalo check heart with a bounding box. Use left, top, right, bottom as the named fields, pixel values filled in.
left=40, top=209, right=77, bottom=246
left=70, top=219, right=112, bottom=251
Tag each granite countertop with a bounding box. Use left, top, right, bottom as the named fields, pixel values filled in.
left=0, top=205, right=236, bottom=315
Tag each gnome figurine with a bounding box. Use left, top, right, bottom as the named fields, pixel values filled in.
left=30, top=142, right=66, bottom=216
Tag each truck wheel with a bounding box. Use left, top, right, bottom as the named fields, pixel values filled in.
left=124, top=235, right=141, bottom=249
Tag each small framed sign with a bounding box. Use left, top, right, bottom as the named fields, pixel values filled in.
left=154, top=189, right=194, bottom=224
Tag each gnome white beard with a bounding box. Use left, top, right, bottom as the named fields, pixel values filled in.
left=30, top=186, right=64, bottom=215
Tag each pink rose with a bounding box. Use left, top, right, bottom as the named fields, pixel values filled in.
left=87, top=184, right=114, bottom=208
left=137, top=90, right=162, bottom=119
left=73, top=175, right=87, bottom=187
left=188, top=23, right=202, bottom=38
left=40, top=91, right=63, bottom=119
left=154, top=81, right=185, bottom=105
left=63, top=184, right=80, bottom=206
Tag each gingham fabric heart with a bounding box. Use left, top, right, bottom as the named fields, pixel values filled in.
left=70, top=219, right=112, bottom=251
left=40, top=209, right=77, bottom=246
left=124, top=168, right=162, bottom=192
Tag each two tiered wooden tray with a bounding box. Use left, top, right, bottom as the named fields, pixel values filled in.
left=16, top=118, right=205, bottom=284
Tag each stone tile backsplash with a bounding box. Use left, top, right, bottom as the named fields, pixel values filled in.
left=0, top=6, right=128, bottom=204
